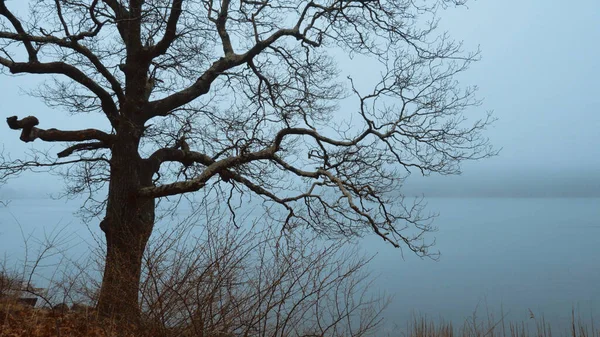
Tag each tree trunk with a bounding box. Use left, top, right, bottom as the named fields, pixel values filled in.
left=97, top=132, right=154, bottom=322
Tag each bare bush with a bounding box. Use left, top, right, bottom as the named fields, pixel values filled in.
left=1, top=206, right=386, bottom=336
left=0, top=267, right=22, bottom=302
left=136, top=212, right=387, bottom=336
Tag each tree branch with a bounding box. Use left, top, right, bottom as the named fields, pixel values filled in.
left=146, top=147, right=213, bottom=173
left=57, top=141, right=110, bottom=158
left=140, top=147, right=275, bottom=198
left=141, top=124, right=367, bottom=198
left=0, top=1, right=37, bottom=62
left=0, top=155, right=108, bottom=182
left=6, top=116, right=114, bottom=144
left=0, top=58, right=119, bottom=124
left=0, top=30, right=125, bottom=103
left=214, top=0, right=234, bottom=56
left=150, top=0, right=183, bottom=58
left=126, top=0, right=144, bottom=50
left=54, top=0, right=71, bottom=38
left=144, top=27, right=312, bottom=120
left=101, top=0, right=131, bottom=45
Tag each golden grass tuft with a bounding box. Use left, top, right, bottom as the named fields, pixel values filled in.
left=400, top=311, right=600, bottom=337
left=0, top=301, right=139, bottom=337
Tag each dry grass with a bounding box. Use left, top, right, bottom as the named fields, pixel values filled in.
left=0, top=301, right=137, bottom=337
left=399, top=311, right=600, bottom=337
left=1, top=301, right=599, bottom=337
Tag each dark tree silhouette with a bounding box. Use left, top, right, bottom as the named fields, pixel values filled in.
left=0, top=0, right=494, bottom=321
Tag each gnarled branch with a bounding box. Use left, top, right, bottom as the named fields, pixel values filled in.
left=6, top=116, right=114, bottom=145
left=146, top=147, right=213, bottom=174
left=140, top=146, right=275, bottom=198
left=57, top=142, right=110, bottom=158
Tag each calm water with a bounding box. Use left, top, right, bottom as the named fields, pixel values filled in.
left=365, top=198, right=600, bottom=333
left=1, top=197, right=599, bottom=332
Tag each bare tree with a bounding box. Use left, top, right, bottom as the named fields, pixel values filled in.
left=0, top=0, right=494, bottom=322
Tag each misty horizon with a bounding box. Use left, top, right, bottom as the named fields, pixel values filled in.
left=2, top=168, right=598, bottom=199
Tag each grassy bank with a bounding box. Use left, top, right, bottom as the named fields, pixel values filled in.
left=1, top=300, right=598, bottom=337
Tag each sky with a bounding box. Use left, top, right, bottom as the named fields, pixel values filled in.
left=430, top=0, right=600, bottom=195
left=0, top=0, right=599, bottom=197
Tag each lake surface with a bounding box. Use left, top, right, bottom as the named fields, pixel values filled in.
left=1, top=197, right=599, bottom=332
left=365, top=198, right=600, bottom=333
